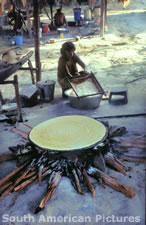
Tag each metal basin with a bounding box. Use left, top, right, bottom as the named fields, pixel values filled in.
left=65, top=89, right=103, bottom=109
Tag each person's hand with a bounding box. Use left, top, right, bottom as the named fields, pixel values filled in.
left=75, top=72, right=80, bottom=76
left=84, top=66, right=87, bottom=72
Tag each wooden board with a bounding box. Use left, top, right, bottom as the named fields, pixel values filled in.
left=29, top=115, right=107, bottom=151
left=0, top=51, right=33, bottom=82
left=70, top=72, right=105, bottom=98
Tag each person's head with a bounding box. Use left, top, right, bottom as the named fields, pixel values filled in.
left=57, top=8, right=61, bottom=13
left=60, top=42, right=76, bottom=59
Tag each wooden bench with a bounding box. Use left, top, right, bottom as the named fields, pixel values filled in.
left=109, top=87, right=128, bottom=104
left=0, top=51, right=36, bottom=121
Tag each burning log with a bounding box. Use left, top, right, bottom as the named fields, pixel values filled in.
left=42, top=169, right=52, bottom=179
left=109, top=126, right=127, bottom=138
left=104, top=152, right=126, bottom=175
left=0, top=152, right=16, bottom=162
left=75, top=167, right=84, bottom=183
left=70, top=168, right=84, bottom=195
left=38, top=165, right=44, bottom=186
left=83, top=168, right=96, bottom=198
left=87, top=167, right=136, bottom=198
left=92, top=152, right=106, bottom=172
left=37, top=171, right=62, bottom=211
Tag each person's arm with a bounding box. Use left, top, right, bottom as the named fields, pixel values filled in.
left=63, top=15, right=68, bottom=27
left=58, top=57, right=73, bottom=81
left=65, top=64, right=73, bottom=78
left=75, top=54, right=87, bottom=71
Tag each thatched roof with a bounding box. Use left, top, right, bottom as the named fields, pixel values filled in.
left=0, top=0, right=131, bottom=17
left=0, top=0, right=27, bottom=16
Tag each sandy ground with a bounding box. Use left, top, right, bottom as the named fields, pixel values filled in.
left=0, top=1, right=146, bottom=225
left=0, top=0, right=146, bottom=99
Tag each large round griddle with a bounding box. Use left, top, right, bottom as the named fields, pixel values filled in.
left=29, top=115, right=107, bottom=151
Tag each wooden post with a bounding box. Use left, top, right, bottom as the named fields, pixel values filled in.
left=33, top=0, right=41, bottom=82
left=26, top=0, right=32, bottom=38
left=14, top=75, right=23, bottom=122
left=28, top=59, right=35, bottom=84
left=50, top=3, right=54, bottom=26
left=105, top=0, right=107, bottom=24
left=100, top=0, right=105, bottom=37
left=0, top=90, right=4, bottom=105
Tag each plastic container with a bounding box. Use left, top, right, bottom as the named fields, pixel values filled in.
left=37, top=80, right=56, bottom=102
left=39, top=28, right=42, bottom=38
left=14, top=35, right=23, bottom=46
left=74, top=8, right=81, bottom=21
left=42, top=24, right=48, bottom=33
left=60, top=32, right=64, bottom=38
left=84, top=9, right=91, bottom=20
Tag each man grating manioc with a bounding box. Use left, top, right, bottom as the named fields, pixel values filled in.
left=57, top=42, right=87, bottom=97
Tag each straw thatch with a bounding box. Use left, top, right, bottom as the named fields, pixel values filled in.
left=0, top=0, right=27, bottom=16
left=0, top=0, right=131, bottom=17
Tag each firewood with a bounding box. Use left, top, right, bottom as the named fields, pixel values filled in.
left=0, top=162, right=33, bottom=199
left=14, top=175, right=37, bottom=191
left=11, top=128, right=28, bottom=139
left=75, top=167, right=84, bottom=183
left=109, top=126, right=127, bottom=138
left=119, top=142, right=146, bottom=149
left=24, top=170, right=37, bottom=180
left=0, top=181, right=13, bottom=192
left=38, top=165, right=44, bottom=186
left=93, top=152, right=106, bottom=172
left=104, top=153, right=126, bottom=175
left=119, top=136, right=146, bottom=149
left=120, top=155, right=146, bottom=163
left=0, top=184, right=15, bottom=199
left=42, top=166, right=50, bottom=173
left=42, top=169, right=52, bottom=179
left=0, top=152, right=16, bottom=162
left=0, top=160, right=30, bottom=189
left=39, top=187, right=57, bottom=209
left=83, top=168, right=96, bottom=198
left=88, top=167, right=136, bottom=198
left=39, top=171, right=62, bottom=209
left=71, top=169, right=84, bottom=195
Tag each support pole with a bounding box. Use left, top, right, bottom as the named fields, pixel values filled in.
left=26, top=0, right=32, bottom=38
left=33, top=0, right=41, bottom=82
left=100, top=0, right=105, bottom=37
left=14, top=75, right=23, bottom=122
left=50, top=4, right=54, bottom=26
left=28, top=59, right=35, bottom=84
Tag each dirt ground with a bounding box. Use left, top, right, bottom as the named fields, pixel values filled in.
left=0, top=1, right=146, bottom=225
left=0, top=0, right=146, bottom=99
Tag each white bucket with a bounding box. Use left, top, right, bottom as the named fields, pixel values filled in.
left=84, top=9, right=92, bottom=20
left=39, top=28, right=42, bottom=38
